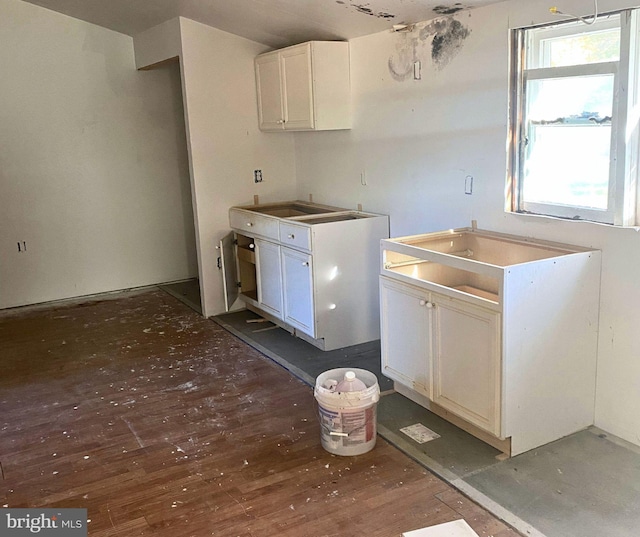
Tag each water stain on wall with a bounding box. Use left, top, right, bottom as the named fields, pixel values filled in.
left=428, top=18, right=471, bottom=69
left=388, top=14, right=471, bottom=81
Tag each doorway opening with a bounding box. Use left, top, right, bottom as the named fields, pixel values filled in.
left=154, top=60, right=201, bottom=314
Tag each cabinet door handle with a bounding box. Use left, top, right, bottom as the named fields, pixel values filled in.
left=419, top=300, right=434, bottom=308
left=288, top=234, right=295, bottom=239
left=246, top=222, right=253, bottom=227
left=302, top=261, right=309, bottom=266
left=277, top=119, right=284, bottom=124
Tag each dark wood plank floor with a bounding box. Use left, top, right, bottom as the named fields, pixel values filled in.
left=0, top=289, right=520, bottom=536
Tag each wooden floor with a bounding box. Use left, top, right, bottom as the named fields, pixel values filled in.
left=0, top=289, right=520, bottom=537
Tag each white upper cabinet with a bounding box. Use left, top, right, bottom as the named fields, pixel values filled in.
left=255, top=41, right=351, bottom=132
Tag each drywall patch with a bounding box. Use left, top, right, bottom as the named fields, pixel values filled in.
left=388, top=32, right=416, bottom=81
left=387, top=16, right=471, bottom=80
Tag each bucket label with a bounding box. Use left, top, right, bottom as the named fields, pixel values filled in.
left=318, top=405, right=376, bottom=447
left=342, top=407, right=375, bottom=446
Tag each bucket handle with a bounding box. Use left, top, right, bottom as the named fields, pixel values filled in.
left=320, top=421, right=371, bottom=438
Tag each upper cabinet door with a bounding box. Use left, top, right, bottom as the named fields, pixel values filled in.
left=281, top=43, right=314, bottom=130
left=255, top=52, right=284, bottom=131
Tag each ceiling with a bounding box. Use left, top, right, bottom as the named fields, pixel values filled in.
left=20, top=0, right=505, bottom=48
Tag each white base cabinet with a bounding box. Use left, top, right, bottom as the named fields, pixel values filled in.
left=226, top=201, right=389, bottom=350
left=380, top=228, right=601, bottom=456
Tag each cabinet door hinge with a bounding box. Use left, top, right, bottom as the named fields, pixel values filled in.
left=236, top=282, right=242, bottom=288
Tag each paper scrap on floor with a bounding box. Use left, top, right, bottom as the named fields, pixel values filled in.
left=400, top=423, right=441, bottom=444
left=403, top=519, right=480, bottom=537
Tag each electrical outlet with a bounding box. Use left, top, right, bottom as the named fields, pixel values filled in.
left=254, top=170, right=263, bottom=183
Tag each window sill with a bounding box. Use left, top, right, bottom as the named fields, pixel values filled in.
left=504, top=210, right=640, bottom=232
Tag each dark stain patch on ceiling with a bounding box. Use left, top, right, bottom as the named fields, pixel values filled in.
left=349, top=2, right=396, bottom=19
left=21, top=0, right=503, bottom=48
left=433, top=3, right=466, bottom=15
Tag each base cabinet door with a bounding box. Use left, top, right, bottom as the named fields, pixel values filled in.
left=281, top=247, right=315, bottom=337
left=255, top=239, right=283, bottom=318
left=432, top=294, right=501, bottom=436
left=380, top=277, right=432, bottom=398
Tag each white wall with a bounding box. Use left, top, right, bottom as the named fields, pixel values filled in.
left=0, top=0, right=197, bottom=309
left=294, top=0, right=640, bottom=447
left=134, top=18, right=297, bottom=317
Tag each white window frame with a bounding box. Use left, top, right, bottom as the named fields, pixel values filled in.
left=508, top=9, right=640, bottom=226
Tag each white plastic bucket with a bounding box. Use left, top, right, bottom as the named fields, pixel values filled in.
left=314, top=368, right=380, bottom=456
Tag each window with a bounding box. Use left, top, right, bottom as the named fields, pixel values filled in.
left=508, top=9, right=640, bottom=225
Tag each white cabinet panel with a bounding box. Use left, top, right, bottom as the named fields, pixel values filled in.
left=255, top=239, right=283, bottom=318
left=380, top=277, right=432, bottom=398
left=255, top=52, right=284, bottom=131
left=219, top=232, right=239, bottom=312
left=432, top=295, right=501, bottom=436
left=281, top=247, right=314, bottom=337
left=229, top=208, right=279, bottom=241
left=281, top=44, right=314, bottom=130
left=279, top=222, right=311, bottom=251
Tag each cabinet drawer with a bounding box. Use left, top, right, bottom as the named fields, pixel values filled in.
left=229, top=209, right=279, bottom=241
left=279, top=222, right=311, bottom=251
